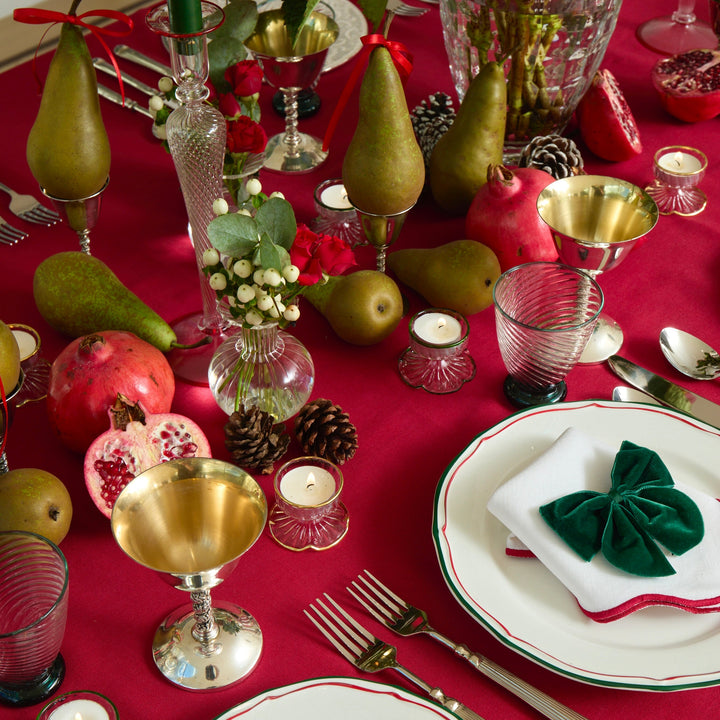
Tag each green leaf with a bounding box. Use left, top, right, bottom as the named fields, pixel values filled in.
left=357, top=0, right=387, bottom=33
left=283, top=0, right=322, bottom=47
left=208, top=213, right=259, bottom=256
left=208, top=36, right=247, bottom=92
left=255, top=234, right=286, bottom=271
left=255, top=196, right=297, bottom=250
left=208, top=1, right=258, bottom=89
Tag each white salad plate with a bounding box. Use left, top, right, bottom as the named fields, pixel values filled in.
left=260, top=0, right=367, bottom=72
left=213, top=677, right=460, bottom=719
left=433, top=400, right=720, bottom=691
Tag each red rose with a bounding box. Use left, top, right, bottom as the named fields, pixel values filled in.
left=218, top=92, right=243, bottom=118
left=226, top=116, right=268, bottom=154
left=224, top=60, right=263, bottom=98
left=290, top=224, right=356, bottom=286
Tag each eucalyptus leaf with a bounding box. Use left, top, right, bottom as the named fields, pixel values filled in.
left=256, top=234, right=285, bottom=271
left=357, top=0, right=387, bottom=32
left=208, top=213, right=259, bottom=256
left=255, top=197, right=297, bottom=250
left=208, top=36, right=248, bottom=92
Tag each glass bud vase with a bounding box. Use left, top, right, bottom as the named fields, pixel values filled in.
left=208, top=322, right=315, bottom=421
left=438, top=0, right=622, bottom=162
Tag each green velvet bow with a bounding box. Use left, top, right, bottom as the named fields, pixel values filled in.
left=539, top=441, right=704, bottom=577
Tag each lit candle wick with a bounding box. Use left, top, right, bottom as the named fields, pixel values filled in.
left=75, top=713, right=83, bottom=720
left=673, top=151, right=683, bottom=168
left=306, top=472, right=316, bottom=491
left=437, top=318, right=446, bottom=330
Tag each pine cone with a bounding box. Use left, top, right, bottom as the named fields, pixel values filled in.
left=519, top=134, right=585, bottom=179
left=411, top=92, right=456, bottom=169
left=294, top=398, right=358, bottom=465
left=224, top=404, right=290, bottom=474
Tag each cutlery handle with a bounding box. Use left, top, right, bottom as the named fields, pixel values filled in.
left=114, top=44, right=173, bottom=77
left=97, top=85, right=153, bottom=119
left=458, top=645, right=587, bottom=720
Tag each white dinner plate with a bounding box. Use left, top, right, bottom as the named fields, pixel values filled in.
left=433, top=400, right=720, bottom=691
left=259, top=0, right=368, bottom=72
left=213, top=677, right=460, bottom=719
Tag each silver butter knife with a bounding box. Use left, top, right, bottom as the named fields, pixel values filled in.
left=114, top=44, right=173, bottom=77
left=97, top=84, right=153, bottom=119
left=608, top=355, right=720, bottom=428
left=93, top=58, right=178, bottom=109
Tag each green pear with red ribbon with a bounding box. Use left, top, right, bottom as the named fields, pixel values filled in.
left=342, top=42, right=424, bottom=216
left=25, top=0, right=111, bottom=199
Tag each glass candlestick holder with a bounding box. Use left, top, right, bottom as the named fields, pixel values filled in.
left=37, top=690, right=119, bottom=719
left=645, top=145, right=707, bottom=216
left=269, top=457, right=348, bottom=551
left=398, top=308, right=476, bottom=394
left=311, top=178, right=362, bottom=247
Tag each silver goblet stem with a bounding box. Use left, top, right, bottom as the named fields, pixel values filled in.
left=190, top=588, right=219, bottom=644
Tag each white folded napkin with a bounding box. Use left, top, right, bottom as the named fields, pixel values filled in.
left=487, top=427, right=720, bottom=622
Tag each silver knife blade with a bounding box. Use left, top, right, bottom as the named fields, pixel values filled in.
left=611, top=385, right=662, bottom=405
left=114, top=44, right=173, bottom=77
left=608, top=355, right=720, bottom=428
left=93, top=58, right=178, bottom=109
left=97, top=84, right=153, bottom=119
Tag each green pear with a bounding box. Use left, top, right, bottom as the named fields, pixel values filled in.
left=33, top=252, right=189, bottom=352
left=387, top=240, right=501, bottom=315
left=342, top=46, right=425, bottom=215
left=0, top=320, right=21, bottom=395
left=429, top=62, right=507, bottom=216
left=26, top=0, right=111, bottom=199
left=303, top=270, right=404, bottom=345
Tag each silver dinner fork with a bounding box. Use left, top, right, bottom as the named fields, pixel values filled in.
left=306, top=594, right=485, bottom=720
left=0, top=182, right=60, bottom=226
left=0, top=215, right=28, bottom=245
left=387, top=0, right=429, bottom=17
left=348, top=571, right=588, bottom=720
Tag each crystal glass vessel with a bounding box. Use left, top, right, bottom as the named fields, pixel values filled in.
left=146, top=1, right=228, bottom=384
left=208, top=322, right=314, bottom=421
left=438, top=0, right=622, bottom=161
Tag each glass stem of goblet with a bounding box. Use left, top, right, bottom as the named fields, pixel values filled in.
left=673, top=0, right=697, bottom=23
left=190, top=588, right=219, bottom=644
left=282, top=89, right=301, bottom=160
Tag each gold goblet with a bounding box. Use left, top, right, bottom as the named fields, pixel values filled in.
left=245, top=10, right=338, bottom=173
left=537, top=176, right=659, bottom=364
left=110, top=458, right=267, bottom=691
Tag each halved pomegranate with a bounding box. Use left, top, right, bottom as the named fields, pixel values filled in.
left=84, top=394, right=212, bottom=518
left=577, top=69, right=642, bottom=162
left=651, top=49, right=720, bottom=123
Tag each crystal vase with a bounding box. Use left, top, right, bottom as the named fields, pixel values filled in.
left=208, top=322, right=315, bottom=421
left=438, top=0, right=623, bottom=162
left=146, top=2, right=228, bottom=385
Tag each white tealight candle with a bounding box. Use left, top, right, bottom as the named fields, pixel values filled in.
left=657, top=150, right=703, bottom=174
left=11, top=328, right=38, bottom=361
left=319, top=182, right=353, bottom=211
left=280, top=465, right=336, bottom=505
left=47, top=698, right=110, bottom=720
left=413, top=312, right=463, bottom=345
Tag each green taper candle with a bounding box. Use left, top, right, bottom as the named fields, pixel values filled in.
left=168, top=0, right=203, bottom=34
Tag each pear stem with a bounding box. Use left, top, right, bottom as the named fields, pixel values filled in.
left=69, top=0, right=82, bottom=17
left=382, top=10, right=395, bottom=38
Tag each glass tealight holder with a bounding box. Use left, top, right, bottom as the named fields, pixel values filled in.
left=36, top=689, right=119, bottom=719
left=645, top=145, right=708, bottom=216
left=269, top=456, right=348, bottom=551
left=398, top=308, right=476, bottom=394
left=311, top=178, right=362, bottom=247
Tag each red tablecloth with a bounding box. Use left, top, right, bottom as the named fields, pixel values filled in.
left=3, top=1, right=720, bottom=718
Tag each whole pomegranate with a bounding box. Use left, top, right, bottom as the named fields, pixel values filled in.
left=465, top=164, right=558, bottom=272
left=84, top=395, right=211, bottom=518
left=47, top=331, right=175, bottom=453
left=651, top=49, right=720, bottom=123
left=577, top=68, right=642, bottom=161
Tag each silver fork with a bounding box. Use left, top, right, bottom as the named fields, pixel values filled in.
left=387, top=0, right=429, bottom=17
left=349, top=571, right=588, bottom=720
left=0, top=215, right=28, bottom=245
left=306, top=594, right=485, bottom=720
left=0, top=182, right=60, bottom=226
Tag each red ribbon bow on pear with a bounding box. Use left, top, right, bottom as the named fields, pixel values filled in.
left=322, top=33, right=414, bottom=152
left=13, top=7, right=134, bottom=101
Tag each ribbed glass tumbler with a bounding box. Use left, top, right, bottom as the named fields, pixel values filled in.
left=493, top=262, right=603, bottom=408
left=0, top=531, right=69, bottom=707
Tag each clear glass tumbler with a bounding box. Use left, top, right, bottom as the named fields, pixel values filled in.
left=493, top=262, right=603, bottom=407
left=0, top=531, right=69, bottom=707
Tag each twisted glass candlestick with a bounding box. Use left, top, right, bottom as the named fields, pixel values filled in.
left=146, top=1, right=228, bottom=385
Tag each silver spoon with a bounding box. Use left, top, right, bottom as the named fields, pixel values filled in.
left=659, top=327, right=720, bottom=380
